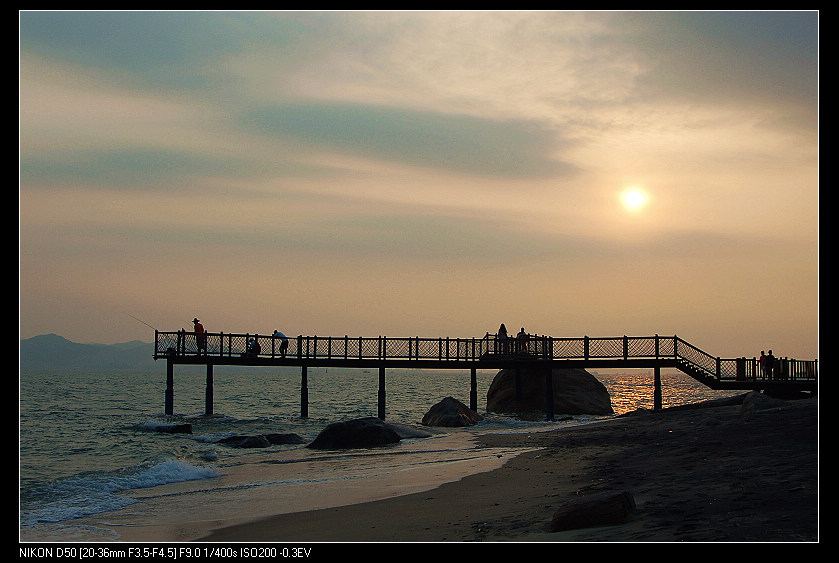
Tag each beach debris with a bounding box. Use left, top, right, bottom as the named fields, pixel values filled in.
left=549, top=490, right=636, bottom=533
left=487, top=368, right=613, bottom=416
left=421, top=396, right=483, bottom=427
left=306, top=417, right=401, bottom=450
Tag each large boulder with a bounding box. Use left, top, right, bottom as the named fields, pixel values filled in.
left=307, top=417, right=401, bottom=450
left=421, top=396, right=484, bottom=427
left=486, top=368, right=613, bottom=416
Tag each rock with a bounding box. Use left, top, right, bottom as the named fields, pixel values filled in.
left=486, top=368, right=613, bottom=416
left=215, top=432, right=306, bottom=448
left=216, top=435, right=272, bottom=448
left=155, top=423, right=193, bottom=434
left=385, top=423, right=436, bottom=439
left=549, top=491, right=636, bottom=532
left=307, top=417, right=401, bottom=450
left=740, top=391, right=789, bottom=414
left=264, top=433, right=307, bottom=445
left=421, top=396, right=483, bottom=427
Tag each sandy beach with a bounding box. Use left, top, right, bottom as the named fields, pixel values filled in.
left=71, top=393, right=817, bottom=544
left=197, top=394, right=817, bottom=543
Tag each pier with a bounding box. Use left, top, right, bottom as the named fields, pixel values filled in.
left=153, top=331, right=817, bottom=420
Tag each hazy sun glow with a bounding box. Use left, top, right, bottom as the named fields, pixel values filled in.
left=18, top=12, right=818, bottom=359
left=620, top=187, right=649, bottom=211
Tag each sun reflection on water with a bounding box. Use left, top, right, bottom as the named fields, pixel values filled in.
left=594, top=371, right=737, bottom=415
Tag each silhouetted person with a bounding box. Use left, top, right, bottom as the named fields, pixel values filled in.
left=497, top=323, right=508, bottom=356
left=193, top=318, right=206, bottom=354
left=274, top=330, right=289, bottom=357
left=759, top=350, right=768, bottom=378
left=766, top=350, right=775, bottom=379
left=246, top=337, right=261, bottom=357
left=517, top=327, right=529, bottom=354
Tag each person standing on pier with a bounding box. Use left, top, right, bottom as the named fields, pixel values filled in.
left=517, top=327, right=529, bottom=355
left=766, top=350, right=776, bottom=379
left=497, top=323, right=508, bottom=356
left=274, top=330, right=289, bottom=357
left=193, top=318, right=206, bottom=354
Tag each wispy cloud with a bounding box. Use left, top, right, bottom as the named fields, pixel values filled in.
left=19, top=11, right=818, bottom=358
left=238, top=101, right=573, bottom=177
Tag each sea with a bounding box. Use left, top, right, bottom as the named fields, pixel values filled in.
left=19, top=365, right=737, bottom=543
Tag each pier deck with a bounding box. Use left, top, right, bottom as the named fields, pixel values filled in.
left=154, top=331, right=817, bottom=419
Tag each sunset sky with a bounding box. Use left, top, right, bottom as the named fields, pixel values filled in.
left=19, top=11, right=819, bottom=360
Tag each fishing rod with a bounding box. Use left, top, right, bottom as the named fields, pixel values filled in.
left=125, top=313, right=159, bottom=332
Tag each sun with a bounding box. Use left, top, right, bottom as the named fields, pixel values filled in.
left=620, top=187, right=649, bottom=212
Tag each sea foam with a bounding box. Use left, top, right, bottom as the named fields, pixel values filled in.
left=20, top=459, right=218, bottom=526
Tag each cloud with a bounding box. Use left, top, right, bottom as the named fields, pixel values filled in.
left=19, top=145, right=335, bottom=190
left=21, top=147, right=231, bottom=187
left=621, top=12, right=818, bottom=112
left=238, top=101, right=574, bottom=177
left=18, top=11, right=818, bottom=356
left=19, top=11, right=272, bottom=90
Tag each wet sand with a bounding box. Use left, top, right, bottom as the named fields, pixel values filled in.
left=71, top=428, right=534, bottom=543
left=71, top=394, right=816, bottom=544
left=200, top=394, right=818, bottom=542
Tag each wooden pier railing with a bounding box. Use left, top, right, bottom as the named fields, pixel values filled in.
left=153, top=330, right=816, bottom=419
left=154, top=331, right=817, bottom=388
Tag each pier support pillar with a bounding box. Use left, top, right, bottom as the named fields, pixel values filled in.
left=545, top=365, right=554, bottom=421
left=653, top=366, right=662, bottom=410
left=470, top=368, right=477, bottom=412
left=378, top=367, right=386, bottom=420
left=205, top=363, right=214, bottom=416
left=301, top=366, right=308, bottom=418
left=165, top=358, right=174, bottom=416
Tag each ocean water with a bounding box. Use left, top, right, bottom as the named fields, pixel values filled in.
left=19, top=365, right=735, bottom=542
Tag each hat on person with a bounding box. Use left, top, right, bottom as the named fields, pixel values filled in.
left=193, top=318, right=200, bottom=323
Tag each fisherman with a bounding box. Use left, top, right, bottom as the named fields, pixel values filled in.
left=246, top=337, right=261, bottom=357
left=273, top=330, right=289, bottom=357
left=193, top=318, right=207, bottom=354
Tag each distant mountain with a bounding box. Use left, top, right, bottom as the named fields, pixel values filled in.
left=19, top=334, right=157, bottom=371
